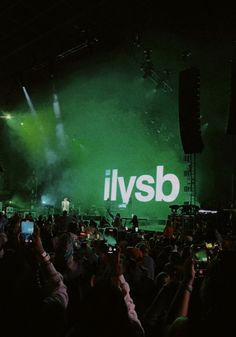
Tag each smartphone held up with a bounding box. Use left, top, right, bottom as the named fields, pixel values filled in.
left=191, top=244, right=208, bottom=278
left=20, top=219, right=34, bottom=243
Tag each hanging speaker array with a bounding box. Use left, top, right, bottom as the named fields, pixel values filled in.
left=179, top=67, right=204, bottom=154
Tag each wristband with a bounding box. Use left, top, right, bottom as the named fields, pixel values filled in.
left=41, top=251, right=50, bottom=262
left=182, top=282, right=193, bottom=293
left=184, top=285, right=193, bottom=293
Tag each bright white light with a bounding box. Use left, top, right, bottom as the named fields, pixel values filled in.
left=53, top=93, right=61, bottom=118
left=0, top=113, right=12, bottom=119
left=198, top=209, right=218, bottom=214
left=22, top=86, right=36, bottom=115
left=53, top=91, right=65, bottom=147
left=41, top=194, right=55, bottom=206
left=118, top=203, right=127, bottom=208
left=56, top=123, right=65, bottom=147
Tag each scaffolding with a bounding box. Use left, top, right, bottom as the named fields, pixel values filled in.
left=184, top=153, right=196, bottom=205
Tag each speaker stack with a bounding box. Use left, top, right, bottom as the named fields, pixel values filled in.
left=179, top=67, right=204, bottom=154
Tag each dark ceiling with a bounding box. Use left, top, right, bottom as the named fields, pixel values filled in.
left=0, top=1, right=236, bottom=84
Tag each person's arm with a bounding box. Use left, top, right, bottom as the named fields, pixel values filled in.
left=0, top=232, right=8, bottom=258
left=39, top=254, right=69, bottom=307
left=118, top=273, right=144, bottom=333
left=32, top=226, right=69, bottom=308
left=109, top=247, right=144, bottom=334
left=165, top=256, right=195, bottom=323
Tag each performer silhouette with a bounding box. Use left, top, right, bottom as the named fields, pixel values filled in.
left=61, top=197, right=70, bottom=213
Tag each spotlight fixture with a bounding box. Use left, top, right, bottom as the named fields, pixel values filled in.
left=0, top=112, right=12, bottom=119
left=140, top=48, right=173, bottom=92
left=134, top=32, right=141, bottom=48
left=140, top=49, right=154, bottom=78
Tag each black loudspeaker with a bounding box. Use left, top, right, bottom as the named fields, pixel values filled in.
left=179, top=67, right=204, bottom=154
left=227, top=59, right=236, bottom=135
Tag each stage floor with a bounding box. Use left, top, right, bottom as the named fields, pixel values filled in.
left=123, top=219, right=166, bottom=232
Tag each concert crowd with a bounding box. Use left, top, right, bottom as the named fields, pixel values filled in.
left=0, top=208, right=236, bottom=337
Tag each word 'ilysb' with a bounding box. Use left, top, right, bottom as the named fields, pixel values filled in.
left=104, top=166, right=180, bottom=203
